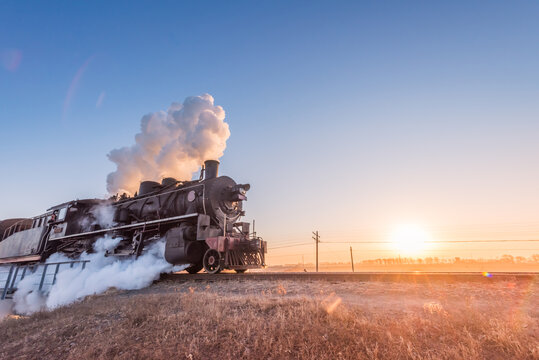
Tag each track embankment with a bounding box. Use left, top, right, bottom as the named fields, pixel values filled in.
left=161, top=271, right=538, bottom=283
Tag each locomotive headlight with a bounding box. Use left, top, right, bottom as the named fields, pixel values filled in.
left=226, top=183, right=250, bottom=201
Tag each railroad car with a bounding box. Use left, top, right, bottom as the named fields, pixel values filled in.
left=0, top=160, right=266, bottom=274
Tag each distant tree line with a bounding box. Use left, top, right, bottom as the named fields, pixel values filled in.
left=359, top=254, right=539, bottom=265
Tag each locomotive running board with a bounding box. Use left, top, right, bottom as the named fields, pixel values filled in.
left=50, top=213, right=199, bottom=242
left=0, top=255, right=41, bottom=265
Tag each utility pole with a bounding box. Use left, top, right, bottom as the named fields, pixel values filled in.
left=350, top=246, right=355, bottom=272
left=312, top=231, right=320, bottom=272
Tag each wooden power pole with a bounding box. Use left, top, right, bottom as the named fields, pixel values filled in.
left=350, top=246, right=355, bottom=272
left=312, top=231, right=320, bottom=272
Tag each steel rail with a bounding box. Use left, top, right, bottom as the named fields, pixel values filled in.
left=161, top=271, right=538, bottom=283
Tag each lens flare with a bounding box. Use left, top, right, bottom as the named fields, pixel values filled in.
left=62, top=55, right=96, bottom=122
left=1, top=49, right=22, bottom=71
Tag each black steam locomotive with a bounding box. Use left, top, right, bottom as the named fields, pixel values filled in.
left=0, top=160, right=266, bottom=274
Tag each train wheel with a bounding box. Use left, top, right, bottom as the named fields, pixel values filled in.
left=235, top=269, right=247, bottom=274
left=185, top=263, right=203, bottom=274
left=203, top=249, right=222, bottom=274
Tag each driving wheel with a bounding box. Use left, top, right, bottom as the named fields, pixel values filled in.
left=203, top=249, right=222, bottom=274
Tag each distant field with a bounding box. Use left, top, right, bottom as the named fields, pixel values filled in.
left=266, top=263, right=539, bottom=273
left=1, top=278, right=537, bottom=359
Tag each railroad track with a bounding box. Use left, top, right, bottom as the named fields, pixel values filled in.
left=161, top=271, right=538, bottom=283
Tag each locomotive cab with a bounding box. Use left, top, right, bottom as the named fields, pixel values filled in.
left=47, top=205, right=69, bottom=240
left=0, top=211, right=54, bottom=264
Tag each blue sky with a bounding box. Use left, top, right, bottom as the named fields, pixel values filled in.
left=1, top=1, right=539, bottom=262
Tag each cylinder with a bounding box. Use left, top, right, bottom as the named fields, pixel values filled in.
left=204, top=160, right=219, bottom=180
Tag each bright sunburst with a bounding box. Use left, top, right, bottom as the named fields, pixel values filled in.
left=389, top=224, right=431, bottom=256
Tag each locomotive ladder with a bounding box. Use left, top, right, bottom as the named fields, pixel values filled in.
left=0, top=260, right=89, bottom=300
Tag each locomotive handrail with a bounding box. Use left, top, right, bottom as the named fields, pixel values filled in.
left=2, top=219, right=32, bottom=241
left=49, top=213, right=199, bottom=242
left=115, top=182, right=204, bottom=206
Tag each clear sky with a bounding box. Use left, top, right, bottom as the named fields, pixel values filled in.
left=1, top=1, right=538, bottom=264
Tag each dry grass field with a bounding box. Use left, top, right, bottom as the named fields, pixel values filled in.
left=1, top=277, right=538, bottom=359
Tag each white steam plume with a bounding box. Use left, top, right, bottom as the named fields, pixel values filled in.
left=90, top=205, right=116, bottom=229
left=0, top=299, right=14, bottom=320
left=107, top=94, right=230, bottom=195
left=11, top=237, right=186, bottom=315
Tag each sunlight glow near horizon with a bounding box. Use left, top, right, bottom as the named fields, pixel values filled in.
left=389, top=224, right=432, bottom=257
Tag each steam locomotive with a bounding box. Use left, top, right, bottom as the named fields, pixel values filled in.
left=0, top=160, right=266, bottom=274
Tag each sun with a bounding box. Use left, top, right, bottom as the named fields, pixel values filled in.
left=389, top=224, right=431, bottom=256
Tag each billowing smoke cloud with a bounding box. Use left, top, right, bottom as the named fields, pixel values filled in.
left=9, top=237, right=186, bottom=315
left=107, top=94, right=230, bottom=195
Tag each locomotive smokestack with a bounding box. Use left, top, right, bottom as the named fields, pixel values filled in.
left=204, top=160, right=219, bottom=180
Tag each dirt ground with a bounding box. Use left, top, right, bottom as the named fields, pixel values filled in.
left=1, top=278, right=538, bottom=359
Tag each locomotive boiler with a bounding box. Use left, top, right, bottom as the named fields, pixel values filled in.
left=0, top=160, right=266, bottom=274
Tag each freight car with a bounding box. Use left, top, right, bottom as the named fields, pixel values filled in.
left=0, top=160, right=266, bottom=274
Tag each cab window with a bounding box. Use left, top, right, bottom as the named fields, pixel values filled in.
left=58, top=207, right=67, bottom=221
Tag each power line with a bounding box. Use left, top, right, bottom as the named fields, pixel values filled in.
left=269, top=242, right=312, bottom=249
left=267, top=236, right=539, bottom=246
left=268, top=235, right=539, bottom=255
left=269, top=240, right=539, bottom=249
left=323, top=239, right=539, bottom=244
left=268, top=248, right=539, bottom=255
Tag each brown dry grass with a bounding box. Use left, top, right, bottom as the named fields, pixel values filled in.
left=0, top=279, right=538, bottom=359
